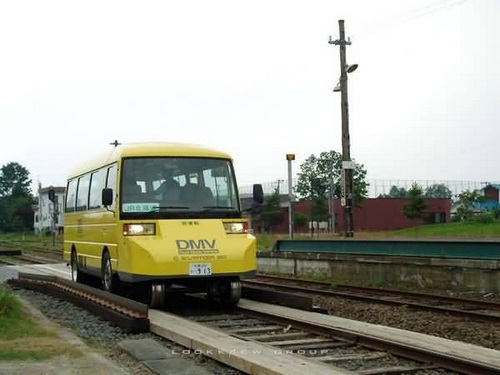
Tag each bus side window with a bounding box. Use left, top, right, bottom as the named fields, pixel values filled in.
left=65, top=179, right=77, bottom=213
left=75, top=174, right=90, bottom=211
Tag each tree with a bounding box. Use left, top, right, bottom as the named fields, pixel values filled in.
left=0, top=162, right=32, bottom=198
left=311, top=195, right=328, bottom=222
left=403, top=183, right=427, bottom=222
left=295, top=150, right=368, bottom=205
left=258, top=188, right=282, bottom=233
left=379, top=185, right=409, bottom=198
left=0, top=195, right=35, bottom=232
left=295, top=151, right=368, bottom=237
left=425, top=183, right=453, bottom=198
left=309, top=195, right=329, bottom=236
left=0, top=162, right=35, bottom=232
left=454, top=190, right=485, bottom=221
left=295, top=156, right=322, bottom=201
left=293, top=212, right=308, bottom=229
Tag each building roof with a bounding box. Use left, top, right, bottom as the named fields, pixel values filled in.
left=39, top=186, right=65, bottom=193
left=483, top=184, right=500, bottom=190
left=473, top=200, right=500, bottom=211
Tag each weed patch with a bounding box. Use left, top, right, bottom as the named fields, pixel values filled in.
left=0, top=286, right=81, bottom=361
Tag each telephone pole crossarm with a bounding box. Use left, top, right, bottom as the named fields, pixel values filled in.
left=328, top=36, right=352, bottom=46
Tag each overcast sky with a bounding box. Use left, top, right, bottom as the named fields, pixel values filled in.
left=1, top=0, right=498, bottom=192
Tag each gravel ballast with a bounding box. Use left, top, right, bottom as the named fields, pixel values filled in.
left=7, top=283, right=499, bottom=374
left=315, top=294, right=500, bottom=350
left=10, top=287, right=245, bottom=375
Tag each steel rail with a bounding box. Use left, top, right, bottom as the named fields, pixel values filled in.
left=0, top=249, right=22, bottom=256
left=249, top=275, right=500, bottom=322
left=0, top=255, right=42, bottom=266
left=7, top=273, right=149, bottom=333
left=335, top=283, right=500, bottom=310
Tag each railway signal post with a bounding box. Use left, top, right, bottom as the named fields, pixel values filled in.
left=329, top=19, right=357, bottom=238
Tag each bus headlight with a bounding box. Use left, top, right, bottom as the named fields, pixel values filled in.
left=123, top=223, right=156, bottom=236
left=223, top=222, right=248, bottom=234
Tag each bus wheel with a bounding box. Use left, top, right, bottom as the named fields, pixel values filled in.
left=220, top=278, right=241, bottom=307
left=71, top=251, right=93, bottom=285
left=149, top=282, right=167, bottom=308
left=102, top=251, right=119, bottom=293
left=70, top=251, right=81, bottom=282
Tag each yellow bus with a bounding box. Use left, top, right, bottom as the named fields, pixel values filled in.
left=63, top=142, right=263, bottom=307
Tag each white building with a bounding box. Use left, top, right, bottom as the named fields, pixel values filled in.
left=33, top=186, right=65, bottom=234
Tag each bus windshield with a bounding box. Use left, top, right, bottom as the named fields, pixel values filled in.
left=120, top=157, right=240, bottom=219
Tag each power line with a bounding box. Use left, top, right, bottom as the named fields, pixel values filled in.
left=399, top=0, right=469, bottom=21
left=354, top=0, right=469, bottom=41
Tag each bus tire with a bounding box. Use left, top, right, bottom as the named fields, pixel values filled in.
left=102, top=251, right=119, bottom=293
left=71, top=250, right=93, bottom=285
left=70, top=250, right=81, bottom=283
left=149, top=282, right=167, bottom=308
left=220, top=278, right=241, bottom=307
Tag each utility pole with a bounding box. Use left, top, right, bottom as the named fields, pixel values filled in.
left=329, top=19, right=355, bottom=238
left=48, top=188, right=57, bottom=246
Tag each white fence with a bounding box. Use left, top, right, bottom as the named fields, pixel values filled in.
left=239, top=179, right=496, bottom=199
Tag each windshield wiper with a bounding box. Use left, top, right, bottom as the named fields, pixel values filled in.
left=157, top=206, right=190, bottom=210
left=200, top=205, right=236, bottom=212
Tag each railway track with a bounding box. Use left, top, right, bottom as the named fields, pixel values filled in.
left=7, top=270, right=500, bottom=374
left=0, top=245, right=62, bottom=265
left=155, top=295, right=500, bottom=375
left=19, top=247, right=63, bottom=262
left=0, top=254, right=46, bottom=266
left=187, top=310, right=444, bottom=374
left=247, top=274, right=500, bottom=322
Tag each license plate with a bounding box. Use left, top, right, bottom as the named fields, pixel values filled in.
left=189, top=263, right=212, bottom=276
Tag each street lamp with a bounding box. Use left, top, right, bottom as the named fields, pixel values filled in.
left=329, top=19, right=357, bottom=238
left=345, top=64, right=358, bottom=73
left=333, top=64, right=358, bottom=92
left=286, top=154, right=295, bottom=239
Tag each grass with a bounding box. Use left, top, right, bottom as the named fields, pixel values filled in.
left=256, top=220, right=500, bottom=250
left=300, top=270, right=331, bottom=282
left=381, top=220, right=500, bottom=239
left=0, top=232, right=63, bottom=255
left=0, top=285, right=80, bottom=361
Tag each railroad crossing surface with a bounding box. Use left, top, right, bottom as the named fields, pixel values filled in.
left=3, top=263, right=500, bottom=375
left=3, top=263, right=354, bottom=375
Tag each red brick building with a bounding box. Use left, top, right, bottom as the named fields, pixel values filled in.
left=483, top=184, right=500, bottom=202
left=259, top=198, right=451, bottom=233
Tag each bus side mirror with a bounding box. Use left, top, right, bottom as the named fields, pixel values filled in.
left=253, top=184, right=264, bottom=205
left=102, top=188, right=113, bottom=206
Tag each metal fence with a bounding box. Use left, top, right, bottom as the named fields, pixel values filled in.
left=239, top=179, right=497, bottom=199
